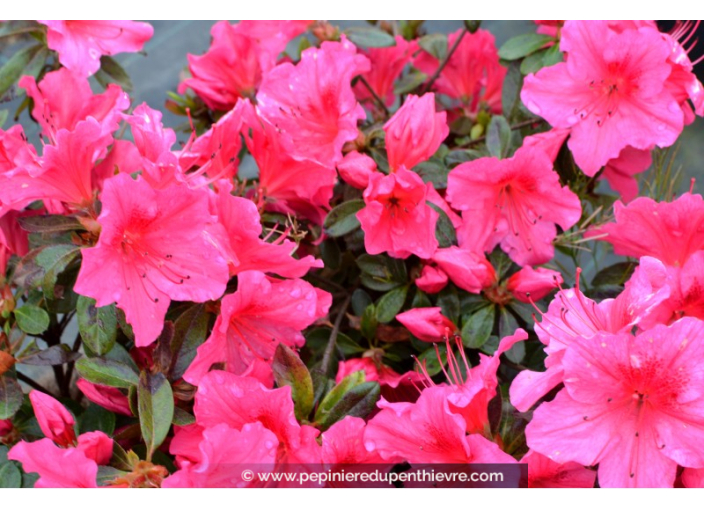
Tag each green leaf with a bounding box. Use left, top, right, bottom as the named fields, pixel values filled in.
left=343, top=26, right=395, bottom=48
left=324, top=199, right=364, bottom=237
left=17, top=345, right=80, bottom=366
left=393, top=69, right=427, bottom=96
left=445, top=149, right=483, bottom=168
left=592, top=262, right=635, bottom=288
left=0, top=461, right=21, bottom=488
left=171, top=304, right=210, bottom=380
left=436, top=285, right=460, bottom=325
left=520, top=48, right=549, bottom=75
left=375, top=285, right=408, bottom=323
left=36, top=244, right=81, bottom=302
left=417, top=343, right=447, bottom=377
left=314, top=373, right=380, bottom=431
left=18, top=215, right=86, bottom=234
left=461, top=305, right=495, bottom=348
left=357, top=253, right=407, bottom=292
left=418, top=33, right=447, bottom=60
left=501, top=62, right=524, bottom=122
left=0, top=376, right=22, bottom=420
left=0, top=44, right=44, bottom=99
left=75, top=358, right=139, bottom=389
left=414, top=160, right=449, bottom=189
left=486, top=115, right=512, bottom=159
left=94, top=56, right=133, bottom=92
left=79, top=403, right=116, bottom=436
left=77, top=296, right=117, bottom=357
left=137, top=371, right=174, bottom=459
left=360, top=303, right=378, bottom=341
left=498, top=33, right=554, bottom=60
left=272, top=344, right=314, bottom=422
left=498, top=306, right=520, bottom=340
left=427, top=201, right=457, bottom=248
left=543, top=43, right=563, bottom=67
left=14, top=304, right=50, bottom=335
left=0, top=110, right=8, bottom=129
left=351, top=289, right=373, bottom=317
left=172, top=407, right=196, bottom=426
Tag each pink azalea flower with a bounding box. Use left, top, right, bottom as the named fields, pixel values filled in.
left=525, top=318, right=704, bottom=488
left=521, top=21, right=684, bottom=175
left=163, top=422, right=279, bottom=488
left=586, top=192, right=704, bottom=268
left=76, top=431, right=113, bottom=465
left=396, top=307, right=456, bottom=343
left=74, top=174, right=229, bottom=347
left=76, top=379, right=132, bottom=416
left=601, top=146, right=653, bottom=202
left=383, top=93, right=448, bottom=171
left=171, top=371, right=322, bottom=487
left=365, top=386, right=513, bottom=464
left=183, top=270, right=330, bottom=385
left=38, top=20, right=153, bottom=77
left=354, top=36, right=417, bottom=108
left=19, top=68, right=129, bottom=142
left=0, top=118, right=113, bottom=210
left=0, top=210, right=30, bottom=276
left=8, top=438, right=99, bottom=488
left=209, top=181, right=322, bottom=278
left=660, top=21, right=704, bottom=123
left=522, top=450, right=596, bottom=488
left=414, top=28, right=506, bottom=115
left=447, top=146, right=582, bottom=266
left=336, top=357, right=422, bottom=404
left=336, top=150, right=377, bottom=190
left=682, top=467, right=704, bottom=488
left=322, top=417, right=384, bottom=465
left=243, top=106, right=337, bottom=225
left=415, top=265, right=448, bottom=294
left=506, top=266, right=562, bottom=303
left=510, top=258, right=670, bottom=412
left=29, top=390, right=76, bottom=447
left=431, top=247, right=496, bottom=294
left=357, top=166, right=439, bottom=259
left=256, top=37, right=370, bottom=167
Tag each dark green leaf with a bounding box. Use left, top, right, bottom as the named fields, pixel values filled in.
left=272, top=344, right=314, bottom=422
left=320, top=239, right=341, bottom=271
left=18, top=215, right=85, bottom=234
left=75, top=358, right=139, bottom=389
left=360, top=303, right=378, bottom=341
left=499, top=306, right=520, bottom=340
left=501, top=62, right=524, bottom=122
left=0, top=376, right=22, bottom=420
left=486, top=115, right=511, bottom=159
left=36, top=244, right=80, bottom=302
left=351, top=289, right=373, bottom=316
left=94, top=56, right=133, bottom=92
left=418, top=33, right=447, bottom=60
left=79, top=403, right=116, bottom=435
left=324, top=199, right=364, bottom=237
left=461, top=305, right=495, bottom=348
left=393, top=70, right=427, bottom=95
left=445, top=149, right=483, bottom=168
left=427, top=202, right=458, bottom=248
left=171, top=304, right=209, bottom=380
left=498, top=33, right=554, bottom=60
left=0, top=44, right=44, bottom=99
left=77, top=296, right=117, bottom=357
left=436, top=285, right=460, bottom=325
left=592, top=262, right=635, bottom=288
left=414, top=160, right=449, bottom=189
left=172, top=407, right=195, bottom=426
left=343, top=26, right=395, bottom=48
left=417, top=343, right=447, bottom=377
left=375, top=285, right=408, bottom=323
left=464, top=20, right=482, bottom=33
left=411, top=289, right=432, bottom=309
left=138, top=371, right=174, bottom=459
left=314, top=373, right=380, bottom=431
left=0, top=461, right=21, bottom=488
left=17, top=345, right=80, bottom=366
left=14, top=304, right=50, bottom=335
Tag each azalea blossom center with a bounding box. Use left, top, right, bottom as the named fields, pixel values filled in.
left=617, top=354, right=687, bottom=410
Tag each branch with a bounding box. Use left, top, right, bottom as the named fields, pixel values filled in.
left=17, top=372, right=56, bottom=397
left=358, top=76, right=389, bottom=116
left=464, top=117, right=545, bottom=146
left=320, top=294, right=352, bottom=376
left=421, top=28, right=467, bottom=95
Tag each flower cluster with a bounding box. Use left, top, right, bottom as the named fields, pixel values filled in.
left=0, top=19, right=703, bottom=489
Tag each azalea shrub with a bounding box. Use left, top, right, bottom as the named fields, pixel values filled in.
left=0, top=19, right=703, bottom=489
